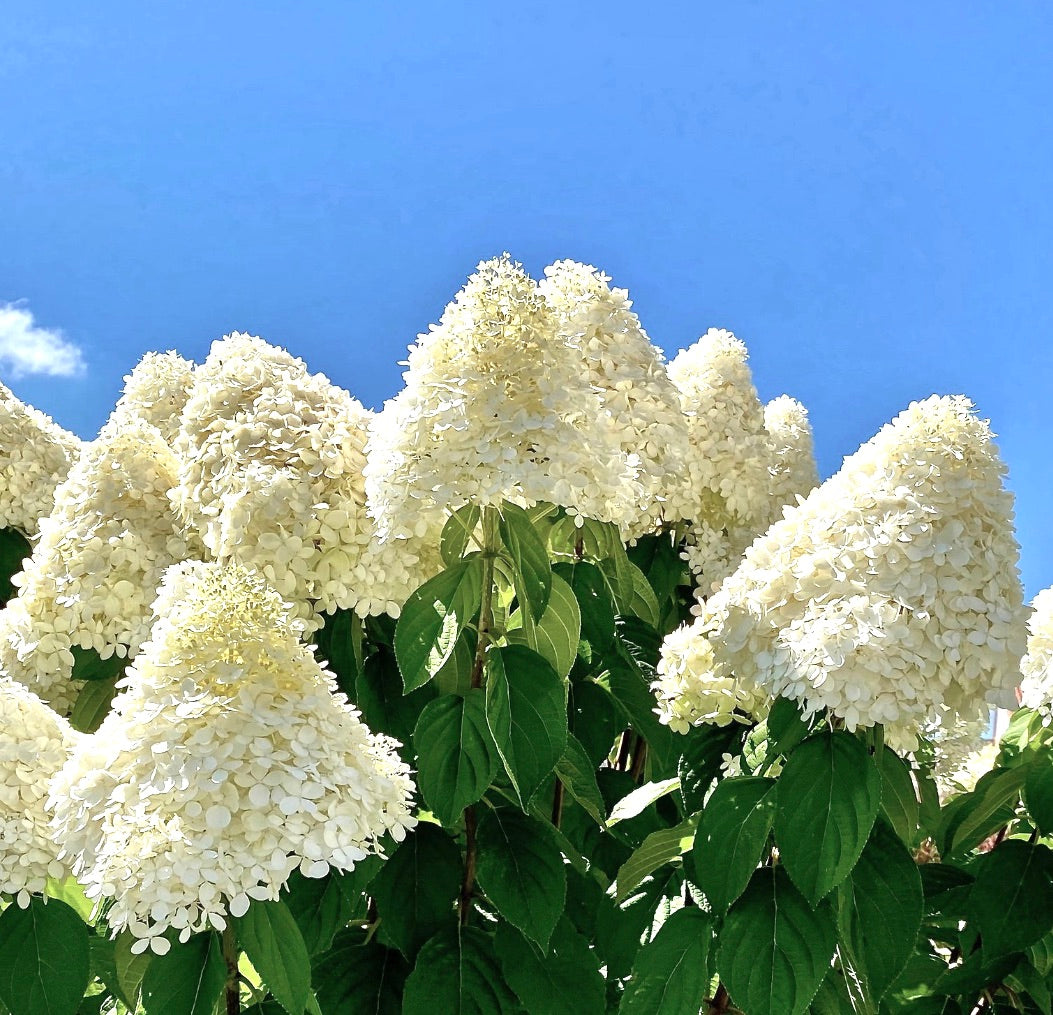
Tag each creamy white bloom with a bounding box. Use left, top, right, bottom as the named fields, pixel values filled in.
left=538, top=260, right=688, bottom=534
left=0, top=677, right=81, bottom=905
left=173, top=333, right=438, bottom=625
left=667, top=330, right=775, bottom=592
left=106, top=351, right=196, bottom=444
left=653, top=622, right=769, bottom=733
left=0, top=419, right=197, bottom=712
left=365, top=254, right=642, bottom=541
left=762, top=395, right=819, bottom=521
left=1020, top=588, right=1053, bottom=718
left=0, top=382, right=82, bottom=536
left=656, top=395, right=1027, bottom=750
left=49, top=561, right=416, bottom=953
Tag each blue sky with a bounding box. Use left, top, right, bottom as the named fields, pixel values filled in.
left=2, top=3, right=1051, bottom=596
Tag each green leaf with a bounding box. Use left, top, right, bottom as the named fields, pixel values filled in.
left=44, top=877, right=93, bottom=922
left=941, top=765, right=1027, bottom=857
left=968, top=840, right=1053, bottom=958
left=0, top=527, right=31, bottom=606
left=594, top=870, right=676, bottom=979
left=414, top=690, right=499, bottom=824
left=620, top=908, right=714, bottom=1015
left=395, top=559, right=484, bottom=692
left=554, top=734, right=605, bottom=826
left=313, top=928, right=409, bottom=1015
left=554, top=561, right=615, bottom=652
left=69, top=645, right=128, bottom=682
left=356, top=650, right=436, bottom=746
left=441, top=504, right=481, bottom=566
left=485, top=645, right=568, bottom=806
left=775, top=731, right=881, bottom=904
left=839, top=820, right=924, bottom=1001
left=283, top=870, right=355, bottom=956
left=570, top=680, right=622, bottom=769
left=678, top=722, right=749, bottom=813
left=370, top=824, right=462, bottom=959
left=615, top=815, right=698, bottom=902
left=604, top=640, right=678, bottom=772
left=493, top=919, right=605, bottom=1015
left=433, top=629, right=477, bottom=697
left=877, top=747, right=921, bottom=848
left=507, top=573, right=580, bottom=679
left=606, top=777, right=681, bottom=826
left=113, top=932, right=152, bottom=1012
left=693, top=776, right=777, bottom=914
left=313, top=608, right=363, bottom=695
left=475, top=809, right=567, bottom=950
left=0, top=898, right=90, bottom=1015
left=719, top=867, right=837, bottom=1015
left=234, top=900, right=310, bottom=1015
left=402, top=926, right=519, bottom=1015
left=765, top=697, right=810, bottom=758
left=1027, top=760, right=1053, bottom=835
left=499, top=501, right=552, bottom=622
left=141, top=932, right=225, bottom=1015
left=69, top=676, right=119, bottom=733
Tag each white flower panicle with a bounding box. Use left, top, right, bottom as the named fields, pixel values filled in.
left=667, top=330, right=776, bottom=591
left=652, top=622, right=769, bottom=734
left=0, top=382, right=82, bottom=536
left=1020, top=588, right=1053, bottom=719
left=762, top=395, right=819, bottom=520
left=0, top=677, right=81, bottom=905
left=49, top=561, right=416, bottom=954
left=656, top=395, right=1027, bottom=751
left=365, top=254, right=642, bottom=541
left=0, top=419, right=197, bottom=712
left=173, top=333, right=438, bottom=625
left=538, top=260, right=689, bottom=534
left=107, top=351, right=196, bottom=444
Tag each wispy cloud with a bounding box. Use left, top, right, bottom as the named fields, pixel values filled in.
left=0, top=301, right=85, bottom=378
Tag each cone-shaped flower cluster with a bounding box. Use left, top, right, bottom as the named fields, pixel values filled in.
left=538, top=260, right=689, bottom=534
left=0, top=381, right=82, bottom=536
left=0, top=678, right=81, bottom=905
left=1020, top=588, right=1053, bottom=720
left=655, top=395, right=1028, bottom=750
left=763, top=395, right=819, bottom=519
left=49, top=561, right=417, bottom=955
left=0, top=420, right=197, bottom=712
left=366, top=254, right=643, bottom=541
left=668, top=330, right=806, bottom=592
left=172, top=333, right=438, bottom=624
left=106, top=351, right=196, bottom=444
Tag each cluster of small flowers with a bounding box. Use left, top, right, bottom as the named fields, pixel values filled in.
left=0, top=419, right=198, bottom=712
left=656, top=395, right=1027, bottom=749
left=106, top=351, right=196, bottom=443
left=1020, top=588, right=1053, bottom=720
left=667, top=331, right=818, bottom=593
left=652, top=621, right=769, bottom=733
left=0, top=381, right=82, bottom=536
left=763, top=395, right=820, bottom=517
left=538, top=260, right=689, bottom=535
left=173, top=333, right=439, bottom=627
left=366, top=255, right=646, bottom=542
left=0, top=677, right=80, bottom=905
left=49, top=561, right=417, bottom=955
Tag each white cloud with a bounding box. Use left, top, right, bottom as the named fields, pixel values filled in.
left=0, top=302, right=85, bottom=378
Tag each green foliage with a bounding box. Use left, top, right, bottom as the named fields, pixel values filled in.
left=0, top=526, right=31, bottom=606
left=18, top=496, right=1053, bottom=1015
left=775, top=730, right=881, bottom=903
left=414, top=691, right=499, bottom=824
left=141, top=933, right=225, bottom=1015
left=234, top=901, right=311, bottom=1015
left=0, top=898, right=90, bottom=1015
left=719, top=867, right=837, bottom=1015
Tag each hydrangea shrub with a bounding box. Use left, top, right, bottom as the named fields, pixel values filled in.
left=0, top=255, right=1051, bottom=1015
